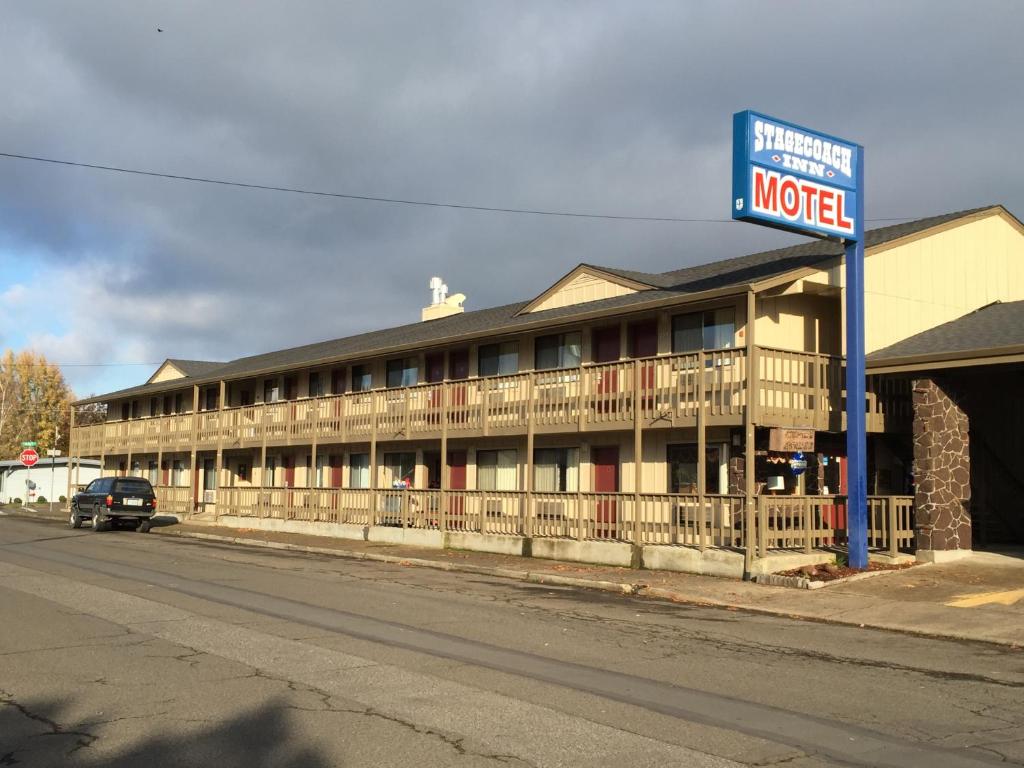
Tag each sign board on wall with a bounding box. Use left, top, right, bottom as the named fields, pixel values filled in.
left=732, top=110, right=861, bottom=239
left=768, top=428, right=815, bottom=453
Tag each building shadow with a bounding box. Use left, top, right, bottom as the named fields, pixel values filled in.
left=0, top=694, right=336, bottom=767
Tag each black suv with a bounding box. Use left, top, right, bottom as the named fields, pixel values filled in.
left=70, top=476, right=158, bottom=532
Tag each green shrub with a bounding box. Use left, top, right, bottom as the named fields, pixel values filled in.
left=13, top=498, right=22, bottom=504
left=35, top=496, right=48, bottom=504
left=59, top=495, right=67, bottom=503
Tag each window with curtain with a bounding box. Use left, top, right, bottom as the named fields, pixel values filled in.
left=534, top=333, right=583, bottom=371
left=477, top=449, right=518, bottom=491
left=533, top=448, right=579, bottom=492
left=478, top=341, right=519, bottom=376
left=351, top=365, right=372, bottom=392
left=172, top=460, right=185, bottom=487
left=308, top=371, right=324, bottom=397
left=147, top=461, right=158, bottom=485
left=203, top=459, right=216, bottom=491
left=383, top=452, right=416, bottom=487
left=315, top=454, right=329, bottom=488
left=671, top=308, right=736, bottom=352
left=667, top=443, right=727, bottom=494
left=349, top=454, right=370, bottom=488
left=263, top=379, right=280, bottom=403
left=386, top=358, right=418, bottom=388
left=264, top=456, right=277, bottom=487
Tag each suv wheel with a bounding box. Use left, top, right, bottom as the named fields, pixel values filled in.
left=139, top=520, right=152, bottom=534
left=69, top=507, right=82, bottom=529
left=91, top=512, right=106, bottom=532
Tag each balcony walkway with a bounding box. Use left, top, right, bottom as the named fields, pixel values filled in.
left=73, top=347, right=911, bottom=457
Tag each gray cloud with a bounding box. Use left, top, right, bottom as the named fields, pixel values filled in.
left=1, top=0, right=1021, bottom=396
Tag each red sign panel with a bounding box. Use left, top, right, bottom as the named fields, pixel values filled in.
left=19, top=448, right=39, bottom=467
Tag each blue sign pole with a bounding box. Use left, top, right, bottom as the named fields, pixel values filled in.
left=845, top=147, right=868, bottom=569
left=731, top=110, right=868, bottom=569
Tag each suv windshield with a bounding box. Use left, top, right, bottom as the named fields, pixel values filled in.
left=114, top=479, right=154, bottom=495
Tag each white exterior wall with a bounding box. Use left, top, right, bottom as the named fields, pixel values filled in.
left=0, top=461, right=102, bottom=503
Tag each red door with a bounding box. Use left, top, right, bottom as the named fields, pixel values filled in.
left=592, top=446, right=620, bottom=538
left=447, top=450, right=467, bottom=528
left=630, top=321, right=658, bottom=406
left=448, top=349, right=470, bottom=422
left=593, top=327, right=621, bottom=413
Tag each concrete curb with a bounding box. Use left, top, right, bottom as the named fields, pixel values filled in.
left=150, top=527, right=1017, bottom=648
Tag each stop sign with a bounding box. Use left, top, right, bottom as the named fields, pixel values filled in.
left=19, top=448, right=39, bottom=467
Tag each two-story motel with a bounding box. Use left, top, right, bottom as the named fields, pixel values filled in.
left=68, top=205, right=1024, bottom=576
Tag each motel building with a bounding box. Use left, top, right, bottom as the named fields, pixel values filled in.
left=68, top=205, right=1024, bottom=576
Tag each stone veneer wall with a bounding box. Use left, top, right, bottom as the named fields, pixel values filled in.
left=912, top=377, right=971, bottom=551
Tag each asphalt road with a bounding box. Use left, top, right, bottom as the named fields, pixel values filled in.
left=1, top=514, right=1021, bottom=767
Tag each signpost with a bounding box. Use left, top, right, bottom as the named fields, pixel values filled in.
left=732, top=110, right=868, bottom=569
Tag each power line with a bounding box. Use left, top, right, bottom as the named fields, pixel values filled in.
left=0, top=150, right=916, bottom=224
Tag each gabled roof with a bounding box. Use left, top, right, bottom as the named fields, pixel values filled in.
left=868, top=300, right=1024, bottom=372
left=75, top=205, right=1016, bottom=405
left=166, top=359, right=225, bottom=377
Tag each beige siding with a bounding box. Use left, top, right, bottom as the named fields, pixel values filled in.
left=755, top=293, right=841, bottom=354
left=862, top=214, right=1024, bottom=353
left=529, top=270, right=639, bottom=313
left=149, top=362, right=188, bottom=383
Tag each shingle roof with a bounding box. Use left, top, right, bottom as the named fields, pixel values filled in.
left=77, top=205, right=1010, bottom=405
left=868, top=300, right=1024, bottom=366
left=165, top=359, right=225, bottom=377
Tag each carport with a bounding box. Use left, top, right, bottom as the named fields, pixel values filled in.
left=868, top=300, right=1024, bottom=559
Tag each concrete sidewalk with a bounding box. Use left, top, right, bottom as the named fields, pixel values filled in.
left=7, top=505, right=1022, bottom=648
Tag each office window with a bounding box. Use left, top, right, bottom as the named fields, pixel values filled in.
left=478, top=342, right=519, bottom=376
left=349, top=453, right=370, bottom=489
left=672, top=308, right=736, bottom=353
left=535, top=332, right=582, bottom=371
left=383, top=452, right=416, bottom=487
left=667, top=444, right=727, bottom=494
left=477, top=449, right=518, bottom=491
left=308, top=371, right=324, bottom=397
left=351, top=365, right=372, bottom=392
left=264, top=379, right=280, bottom=403
left=533, top=448, right=579, bottom=492
left=171, top=460, right=185, bottom=487
left=386, top=357, right=418, bottom=388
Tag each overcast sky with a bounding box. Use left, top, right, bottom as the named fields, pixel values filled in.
left=1, top=0, right=1021, bottom=397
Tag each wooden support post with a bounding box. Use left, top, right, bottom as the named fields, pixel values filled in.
left=370, top=392, right=378, bottom=525
left=439, top=383, right=448, bottom=533
left=577, top=441, right=585, bottom=541
left=215, top=380, right=226, bottom=522
left=804, top=497, right=813, bottom=554
left=524, top=377, right=534, bottom=538
left=189, top=384, right=200, bottom=515
left=744, top=290, right=759, bottom=576
left=65, top=406, right=76, bottom=509
left=260, top=406, right=269, bottom=519
left=888, top=495, right=899, bottom=557
left=697, top=350, right=706, bottom=551
left=633, top=359, right=642, bottom=546
left=481, top=378, right=490, bottom=437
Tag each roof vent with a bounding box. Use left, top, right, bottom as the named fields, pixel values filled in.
left=422, top=276, right=465, bottom=321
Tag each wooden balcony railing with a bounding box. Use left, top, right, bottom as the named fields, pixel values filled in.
left=73, top=347, right=912, bottom=456
left=211, top=487, right=914, bottom=555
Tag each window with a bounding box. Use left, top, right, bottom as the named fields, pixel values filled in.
left=477, top=449, right=518, bottom=491
left=174, top=392, right=184, bottom=413
left=349, top=453, right=370, bottom=489
left=478, top=342, right=519, bottom=377
left=237, top=463, right=249, bottom=483
left=147, top=461, right=158, bottom=485
left=121, top=403, right=130, bottom=421
left=150, top=397, right=159, bottom=416
left=533, top=448, right=579, bottom=492
left=163, top=396, right=172, bottom=416
left=239, top=389, right=253, bottom=407
left=203, top=459, right=216, bottom=491
left=386, top=357, right=418, bottom=388
left=130, top=400, right=140, bottom=419
left=667, top=443, right=728, bottom=494
left=383, top=452, right=416, bottom=487
left=535, top=332, right=582, bottom=371
left=204, top=387, right=218, bottom=411
left=351, top=365, right=372, bottom=392
left=315, top=454, right=329, bottom=488
left=264, top=456, right=277, bottom=486
left=672, top=308, right=736, bottom=353
left=308, top=372, right=324, bottom=398
left=263, top=379, right=280, bottom=403
left=114, top=478, right=153, bottom=494
left=172, top=460, right=185, bottom=487
left=131, top=460, right=141, bottom=475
